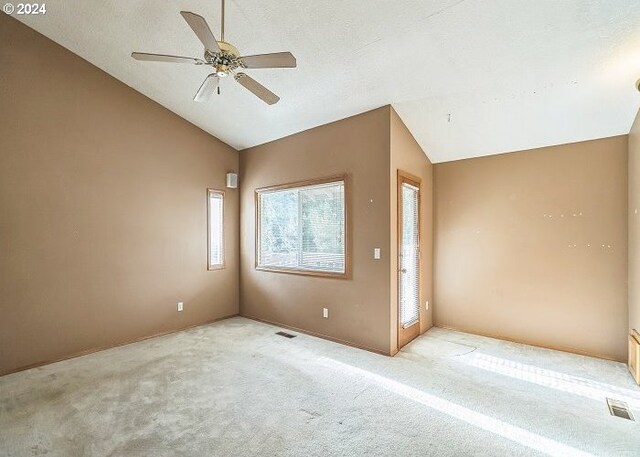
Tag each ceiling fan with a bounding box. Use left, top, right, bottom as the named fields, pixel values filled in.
left=131, top=0, right=296, bottom=105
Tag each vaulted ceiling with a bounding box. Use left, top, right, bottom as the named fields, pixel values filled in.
left=14, top=0, right=640, bottom=162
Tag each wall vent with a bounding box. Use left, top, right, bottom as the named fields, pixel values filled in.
left=606, top=398, right=634, bottom=421
left=276, top=331, right=296, bottom=339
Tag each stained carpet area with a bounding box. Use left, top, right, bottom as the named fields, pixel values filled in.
left=1, top=317, right=639, bottom=456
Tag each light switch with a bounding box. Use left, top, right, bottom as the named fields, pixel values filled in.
left=374, top=248, right=381, bottom=260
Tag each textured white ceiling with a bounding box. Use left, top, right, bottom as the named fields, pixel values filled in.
left=13, top=0, right=640, bottom=162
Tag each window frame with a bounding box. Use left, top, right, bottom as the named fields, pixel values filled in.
left=207, top=188, right=225, bottom=271
left=255, top=175, right=350, bottom=279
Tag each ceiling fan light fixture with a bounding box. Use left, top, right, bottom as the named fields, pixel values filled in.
left=131, top=0, right=296, bottom=105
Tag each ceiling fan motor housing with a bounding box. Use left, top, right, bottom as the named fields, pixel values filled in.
left=205, top=41, right=243, bottom=76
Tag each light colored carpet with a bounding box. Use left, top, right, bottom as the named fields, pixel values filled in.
left=1, top=317, right=639, bottom=456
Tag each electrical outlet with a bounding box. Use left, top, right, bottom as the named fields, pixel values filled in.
left=425, top=301, right=429, bottom=311
left=177, top=301, right=184, bottom=312
left=373, top=248, right=381, bottom=260
left=323, top=307, right=329, bottom=319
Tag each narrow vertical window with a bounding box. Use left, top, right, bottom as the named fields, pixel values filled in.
left=207, top=189, right=224, bottom=270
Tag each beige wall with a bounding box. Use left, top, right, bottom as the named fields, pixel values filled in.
left=630, top=110, right=640, bottom=334
left=434, top=136, right=628, bottom=361
left=390, top=108, right=434, bottom=353
left=240, top=107, right=393, bottom=354
left=0, top=15, right=239, bottom=375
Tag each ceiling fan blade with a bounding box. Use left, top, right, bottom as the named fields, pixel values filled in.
left=131, top=52, right=204, bottom=65
left=235, top=73, right=280, bottom=105
left=239, top=52, right=297, bottom=69
left=180, top=11, right=221, bottom=53
left=194, top=74, right=219, bottom=102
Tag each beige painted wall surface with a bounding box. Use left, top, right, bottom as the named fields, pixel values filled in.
left=240, top=107, right=392, bottom=354
left=0, top=15, right=239, bottom=375
left=630, top=110, right=640, bottom=334
left=434, top=136, right=628, bottom=361
left=390, top=108, right=434, bottom=353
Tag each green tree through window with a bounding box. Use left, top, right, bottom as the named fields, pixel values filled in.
left=258, top=179, right=346, bottom=275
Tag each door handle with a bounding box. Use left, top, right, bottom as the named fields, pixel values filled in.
left=400, top=268, right=407, bottom=273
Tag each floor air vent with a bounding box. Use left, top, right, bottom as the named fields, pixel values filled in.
left=276, top=331, right=296, bottom=339
left=606, top=398, right=634, bottom=421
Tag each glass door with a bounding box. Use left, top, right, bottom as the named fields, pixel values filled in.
left=398, top=173, right=420, bottom=348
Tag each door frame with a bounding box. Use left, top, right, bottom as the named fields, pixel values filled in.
left=397, top=170, right=422, bottom=349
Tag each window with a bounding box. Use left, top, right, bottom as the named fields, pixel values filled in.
left=207, top=189, right=224, bottom=270
left=256, top=176, right=348, bottom=277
